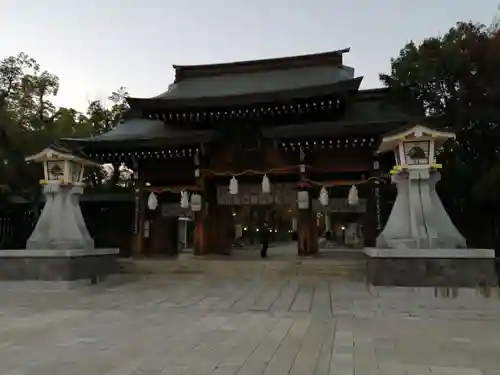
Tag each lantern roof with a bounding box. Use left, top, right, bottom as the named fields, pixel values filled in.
left=377, top=124, right=455, bottom=154
left=25, top=144, right=101, bottom=167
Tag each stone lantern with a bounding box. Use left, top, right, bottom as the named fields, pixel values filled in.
left=364, top=124, right=496, bottom=287
left=24, top=145, right=101, bottom=250
left=0, top=145, right=119, bottom=281
left=375, top=124, right=466, bottom=249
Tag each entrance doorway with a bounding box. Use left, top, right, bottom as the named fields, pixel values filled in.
left=233, top=204, right=297, bottom=246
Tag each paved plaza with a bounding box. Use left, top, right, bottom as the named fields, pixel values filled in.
left=0, top=275, right=500, bottom=375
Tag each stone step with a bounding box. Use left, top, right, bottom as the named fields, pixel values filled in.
left=118, top=258, right=366, bottom=280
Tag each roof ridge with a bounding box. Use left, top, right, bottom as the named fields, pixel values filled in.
left=173, top=48, right=350, bottom=82
left=173, top=48, right=350, bottom=70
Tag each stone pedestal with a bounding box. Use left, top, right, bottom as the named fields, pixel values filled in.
left=2, top=181, right=119, bottom=281
left=364, top=248, right=497, bottom=287
left=376, top=169, right=466, bottom=249
left=27, top=182, right=94, bottom=250
left=0, top=249, right=119, bottom=281
left=366, top=167, right=496, bottom=287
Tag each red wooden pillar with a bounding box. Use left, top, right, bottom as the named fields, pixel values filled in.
left=193, top=179, right=210, bottom=256
left=193, top=208, right=208, bottom=256
left=297, top=190, right=318, bottom=257
left=296, top=147, right=319, bottom=256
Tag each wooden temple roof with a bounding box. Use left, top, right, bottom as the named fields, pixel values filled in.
left=62, top=118, right=215, bottom=148
left=128, top=48, right=356, bottom=109
left=262, top=88, right=419, bottom=139
left=60, top=49, right=427, bottom=152
left=172, top=48, right=350, bottom=83
left=128, top=77, right=362, bottom=110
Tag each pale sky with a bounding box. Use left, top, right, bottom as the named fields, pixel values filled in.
left=1, top=0, right=498, bottom=112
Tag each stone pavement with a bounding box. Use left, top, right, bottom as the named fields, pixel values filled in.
left=0, top=277, right=500, bottom=374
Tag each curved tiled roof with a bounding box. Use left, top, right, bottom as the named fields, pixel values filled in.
left=172, top=48, right=350, bottom=83
left=61, top=118, right=214, bottom=147
left=128, top=77, right=363, bottom=110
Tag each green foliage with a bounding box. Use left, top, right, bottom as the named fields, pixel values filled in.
left=0, top=52, right=129, bottom=194
left=381, top=16, right=500, bottom=247
left=381, top=19, right=500, bottom=206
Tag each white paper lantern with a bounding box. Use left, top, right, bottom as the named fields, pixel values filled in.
left=319, top=187, right=329, bottom=206
left=297, top=190, right=309, bottom=210
left=229, top=176, right=238, bottom=195
left=190, top=193, right=202, bottom=212
left=347, top=185, right=359, bottom=206
left=147, top=192, right=158, bottom=210
left=262, top=174, right=271, bottom=194
left=180, top=191, right=190, bottom=209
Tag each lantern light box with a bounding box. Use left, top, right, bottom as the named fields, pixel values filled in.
left=377, top=125, right=455, bottom=168
left=25, top=146, right=100, bottom=184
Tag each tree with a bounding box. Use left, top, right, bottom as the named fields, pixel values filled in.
left=380, top=19, right=500, bottom=246
left=85, top=86, right=130, bottom=187
left=108, top=86, right=130, bottom=124
left=0, top=52, right=129, bottom=194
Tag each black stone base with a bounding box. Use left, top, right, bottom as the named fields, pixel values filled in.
left=0, top=254, right=118, bottom=281
left=366, top=257, right=497, bottom=287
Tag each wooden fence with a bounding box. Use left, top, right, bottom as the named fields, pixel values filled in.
left=0, top=196, right=134, bottom=255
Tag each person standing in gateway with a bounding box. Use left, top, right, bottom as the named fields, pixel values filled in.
left=260, top=222, right=270, bottom=258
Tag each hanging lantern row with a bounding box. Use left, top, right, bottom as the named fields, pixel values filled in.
left=226, top=176, right=359, bottom=208
left=145, top=98, right=343, bottom=123
left=87, top=147, right=200, bottom=161
left=179, top=190, right=202, bottom=212
left=317, top=185, right=358, bottom=207
left=280, top=138, right=376, bottom=151
left=227, top=174, right=272, bottom=196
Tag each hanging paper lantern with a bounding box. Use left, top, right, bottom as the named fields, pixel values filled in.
left=147, top=192, right=158, bottom=210
left=190, top=193, right=202, bottom=212
left=319, top=186, right=329, bottom=206
left=297, top=190, right=309, bottom=210
left=229, top=176, right=238, bottom=195
left=347, top=185, right=359, bottom=206
left=262, top=174, right=271, bottom=194
left=180, top=191, right=190, bottom=209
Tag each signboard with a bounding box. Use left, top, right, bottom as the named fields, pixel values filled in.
left=217, top=183, right=296, bottom=206
left=312, top=198, right=367, bottom=213
left=161, top=203, right=193, bottom=218
left=216, top=183, right=367, bottom=212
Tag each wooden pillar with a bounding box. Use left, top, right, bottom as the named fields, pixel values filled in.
left=193, top=187, right=209, bottom=256
left=211, top=205, right=233, bottom=255
left=193, top=161, right=211, bottom=255
left=297, top=193, right=319, bottom=256
left=131, top=180, right=146, bottom=256
left=296, top=147, right=318, bottom=256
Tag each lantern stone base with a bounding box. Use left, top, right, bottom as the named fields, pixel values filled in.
left=364, top=248, right=497, bottom=287
left=376, top=170, right=467, bottom=250
left=26, top=182, right=95, bottom=250
left=0, top=249, right=119, bottom=281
